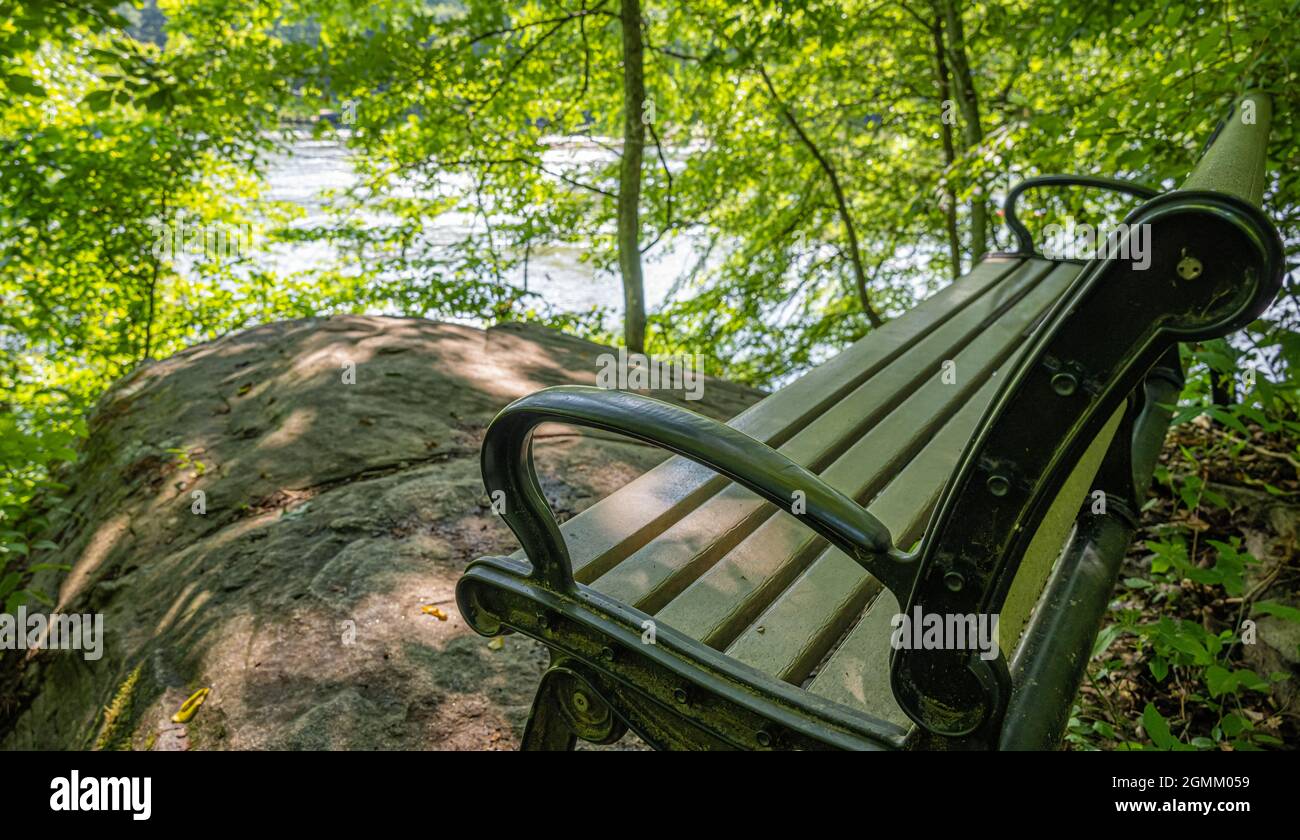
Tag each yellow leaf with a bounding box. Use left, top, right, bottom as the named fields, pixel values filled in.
left=421, top=604, right=447, bottom=621
left=487, top=637, right=505, bottom=651
left=171, top=687, right=210, bottom=723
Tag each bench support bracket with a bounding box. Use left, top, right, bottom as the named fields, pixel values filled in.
left=892, top=190, right=1284, bottom=739
left=522, top=658, right=627, bottom=750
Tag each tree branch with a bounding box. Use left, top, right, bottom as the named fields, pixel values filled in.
left=756, top=64, right=884, bottom=328
left=438, top=156, right=616, bottom=198
left=463, top=3, right=609, bottom=48
left=639, top=117, right=673, bottom=254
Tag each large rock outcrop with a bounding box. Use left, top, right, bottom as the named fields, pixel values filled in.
left=2, top=316, right=763, bottom=749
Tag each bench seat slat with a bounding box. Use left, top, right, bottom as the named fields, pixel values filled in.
left=805, top=397, right=1127, bottom=726
left=589, top=258, right=1056, bottom=610
left=722, top=373, right=1007, bottom=685
left=648, top=262, right=1082, bottom=649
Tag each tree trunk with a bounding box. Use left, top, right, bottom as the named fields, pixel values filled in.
left=618, top=0, right=648, bottom=353
left=931, top=15, right=962, bottom=279
left=937, top=0, right=987, bottom=262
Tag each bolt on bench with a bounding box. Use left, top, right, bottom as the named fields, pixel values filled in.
left=456, top=93, right=1284, bottom=750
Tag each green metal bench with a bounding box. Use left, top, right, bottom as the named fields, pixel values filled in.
left=456, top=93, right=1284, bottom=750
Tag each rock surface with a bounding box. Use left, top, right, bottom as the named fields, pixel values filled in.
left=1, top=316, right=763, bottom=749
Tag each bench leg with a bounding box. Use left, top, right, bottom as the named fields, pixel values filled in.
left=520, top=657, right=627, bottom=751
left=521, top=668, right=578, bottom=751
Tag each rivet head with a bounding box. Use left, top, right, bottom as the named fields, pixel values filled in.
left=756, top=730, right=773, bottom=747
left=571, top=692, right=590, bottom=713
left=673, top=688, right=689, bottom=704
left=1050, top=372, right=1078, bottom=396
left=1176, top=254, right=1203, bottom=280
left=986, top=474, right=1010, bottom=496
left=944, top=571, right=965, bottom=592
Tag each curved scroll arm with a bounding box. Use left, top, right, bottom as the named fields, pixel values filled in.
left=1003, top=175, right=1161, bottom=256
left=480, top=385, right=915, bottom=595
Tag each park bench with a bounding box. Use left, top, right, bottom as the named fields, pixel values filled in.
left=455, top=93, right=1284, bottom=750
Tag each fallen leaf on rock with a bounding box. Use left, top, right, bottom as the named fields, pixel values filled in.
left=172, top=687, right=210, bottom=723
left=421, top=605, right=448, bottom=620
left=488, top=637, right=505, bottom=651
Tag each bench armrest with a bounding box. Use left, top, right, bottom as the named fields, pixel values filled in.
left=481, top=385, right=915, bottom=594
left=1003, top=175, right=1161, bottom=256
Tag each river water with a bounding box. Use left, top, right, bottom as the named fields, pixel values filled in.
left=260, top=136, right=697, bottom=326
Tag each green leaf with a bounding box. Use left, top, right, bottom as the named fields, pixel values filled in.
left=1235, top=670, right=1270, bottom=693
left=3, top=74, right=46, bottom=98
left=1092, top=624, right=1125, bottom=659
left=84, top=89, right=115, bottom=112
left=1205, top=664, right=1235, bottom=697
left=19, top=588, right=54, bottom=608
left=1149, top=657, right=1169, bottom=682
left=1254, top=601, right=1300, bottom=623
left=1143, top=703, right=1179, bottom=750
left=0, top=572, right=20, bottom=599
left=1221, top=713, right=1252, bottom=737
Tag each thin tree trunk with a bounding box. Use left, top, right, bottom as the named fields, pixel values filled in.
left=618, top=0, right=647, bottom=352
left=931, top=15, right=962, bottom=279
left=143, top=197, right=166, bottom=362
left=143, top=258, right=159, bottom=362
left=758, top=66, right=884, bottom=328
left=938, top=0, right=987, bottom=262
